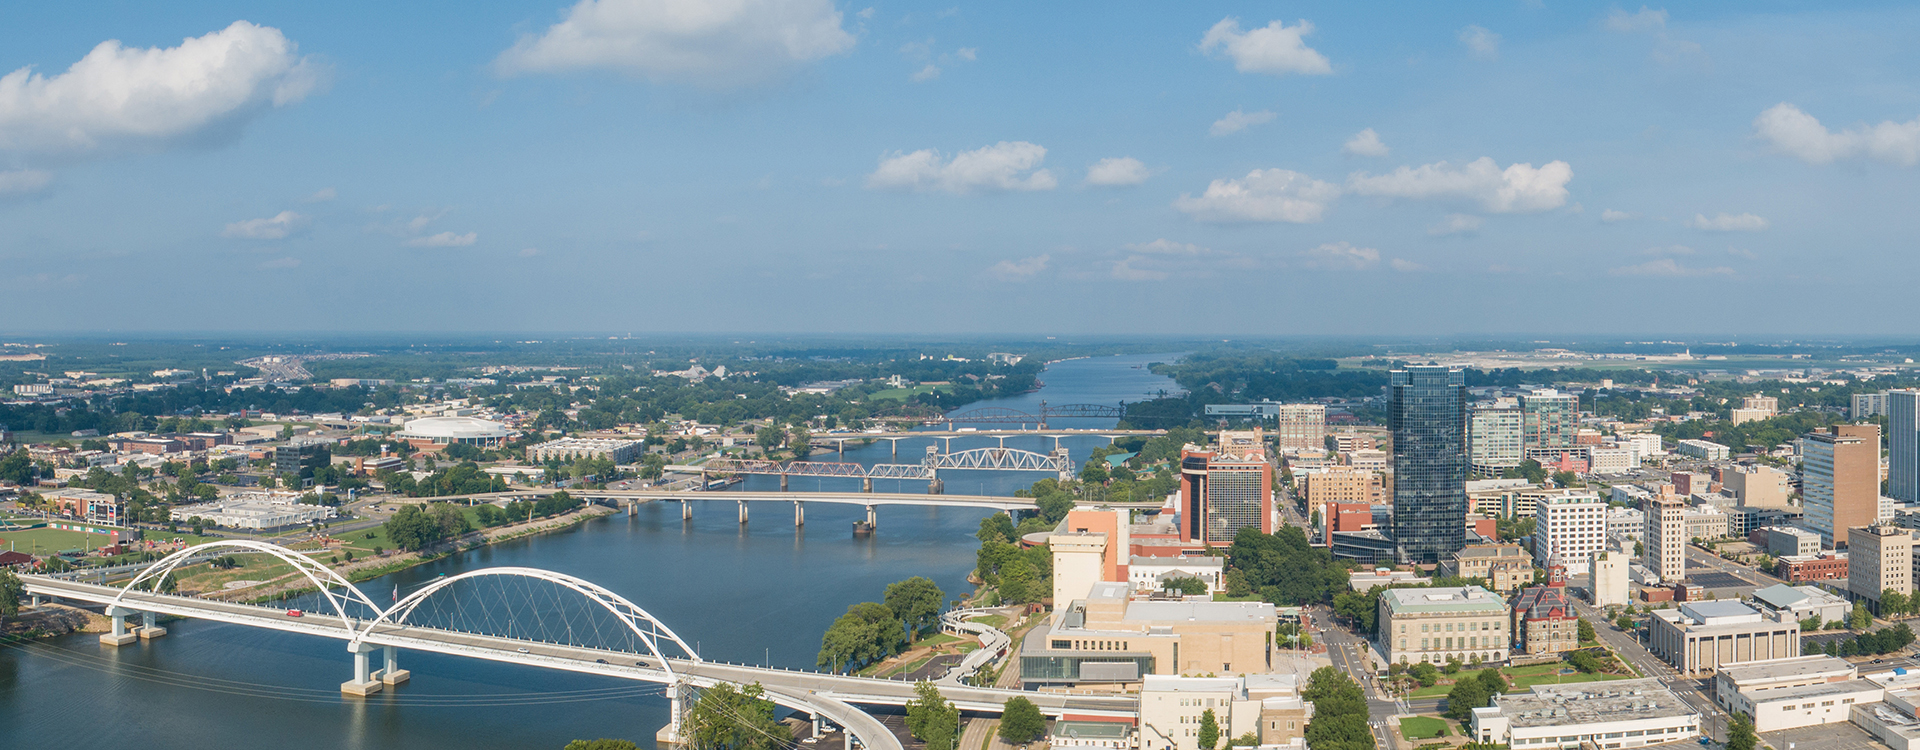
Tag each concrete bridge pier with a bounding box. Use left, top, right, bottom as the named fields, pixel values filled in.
left=738, top=500, right=750, bottom=524
left=99, top=606, right=139, bottom=647
left=377, top=645, right=410, bottom=686
left=139, top=610, right=167, bottom=640
left=682, top=499, right=693, bottom=520
left=29, top=593, right=41, bottom=607
left=865, top=505, right=877, bottom=529
left=780, top=474, right=789, bottom=492
left=811, top=711, right=823, bottom=739
left=342, top=641, right=385, bottom=696
left=926, top=477, right=944, bottom=495
left=794, top=501, right=804, bottom=527
left=656, top=679, right=685, bottom=745
left=861, top=477, right=873, bottom=493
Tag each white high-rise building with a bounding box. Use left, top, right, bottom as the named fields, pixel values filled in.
left=1889, top=390, right=1920, bottom=505
left=1591, top=549, right=1631, bottom=607
left=1532, top=490, right=1607, bottom=574
left=1645, top=494, right=1687, bottom=584
left=1856, top=391, right=1891, bottom=420
left=1273, top=404, right=1327, bottom=453
left=1469, top=402, right=1524, bottom=475
left=1621, top=433, right=1664, bottom=461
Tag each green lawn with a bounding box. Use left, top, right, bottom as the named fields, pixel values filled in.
left=0, top=525, right=121, bottom=555
left=974, top=615, right=1007, bottom=629
left=1410, top=662, right=1637, bottom=697
left=1400, top=717, right=1450, bottom=739
left=862, top=384, right=955, bottom=402
left=916, top=633, right=963, bottom=648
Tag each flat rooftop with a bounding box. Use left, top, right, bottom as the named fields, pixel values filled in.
left=1495, top=679, right=1696, bottom=728
left=1739, top=680, right=1881, bottom=704
left=1381, top=586, right=1508, bottom=614
left=1719, top=656, right=1855, bottom=685
left=1123, top=600, right=1276, bottom=623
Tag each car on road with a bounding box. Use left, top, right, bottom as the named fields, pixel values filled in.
left=285, top=609, right=303, bottom=617
left=517, top=647, right=529, bottom=653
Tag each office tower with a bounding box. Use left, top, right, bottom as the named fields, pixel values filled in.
left=1520, top=389, right=1578, bottom=450
left=1531, top=491, right=1607, bottom=574
left=1273, top=404, right=1327, bottom=452
left=1179, top=434, right=1274, bottom=547
left=1849, top=525, right=1913, bottom=613
left=1468, top=402, right=1523, bottom=475
left=1802, top=424, right=1882, bottom=547
left=1890, top=390, right=1920, bottom=504
left=1645, top=493, right=1687, bottom=583
left=1390, top=365, right=1467, bottom=564
left=1856, top=392, right=1891, bottom=420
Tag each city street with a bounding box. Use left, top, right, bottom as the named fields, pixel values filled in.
left=1315, top=604, right=1406, bottom=750
left=1569, top=595, right=1730, bottom=743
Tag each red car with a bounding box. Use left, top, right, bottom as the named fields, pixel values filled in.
left=285, top=609, right=304, bottom=617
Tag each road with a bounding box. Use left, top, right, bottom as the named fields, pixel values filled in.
left=1314, top=604, right=1404, bottom=750
left=1568, top=595, right=1729, bottom=744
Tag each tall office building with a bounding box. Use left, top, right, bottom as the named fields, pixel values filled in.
left=1802, top=424, right=1882, bottom=547
left=1468, top=402, right=1524, bottom=475
left=1644, top=493, right=1687, bottom=583
left=1889, top=391, right=1920, bottom=505
left=1849, top=525, right=1913, bottom=613
left=1520, top=389, right=1578, bottom=450
left=1178, top=433, right=1274, bottom=547
left=1273, top=404, right=1327, bottom=453
left=1855, top=392, right=1891, bottom=420
left=1390, top=365, right=1467, bottom=564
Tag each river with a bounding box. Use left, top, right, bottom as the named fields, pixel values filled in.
left=0, top=353, right=1183, bottom=749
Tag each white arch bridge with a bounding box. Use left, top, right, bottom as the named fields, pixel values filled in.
left=19, top=541, right=1135, bottom=750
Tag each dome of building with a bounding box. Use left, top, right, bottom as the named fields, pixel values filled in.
left=397, top=416, right=511, bottom=445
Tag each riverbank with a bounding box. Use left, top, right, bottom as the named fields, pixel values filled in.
left=1, top=603, right=108, bottom=639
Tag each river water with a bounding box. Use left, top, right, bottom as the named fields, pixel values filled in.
left=0, top=353, right=1182, bottom=750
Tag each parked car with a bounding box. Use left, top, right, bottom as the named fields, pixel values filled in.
left=286, top=609, right=304, bottom=617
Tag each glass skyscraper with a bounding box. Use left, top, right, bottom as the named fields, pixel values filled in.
left=1390, top=365, right=1467, bottom=563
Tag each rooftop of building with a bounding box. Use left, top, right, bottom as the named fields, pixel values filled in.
left=1381, top=586, right=1508, bottom=615
left=1490, top=679, right=1696, bottom=728
left=1123, top=600, right=1277, bottom=623
left=1513, top=584, right=1572, bottom=619
left=1453, top=543, right=1527, bottom=559
left=1143, top=675, right=1243, bottom=693
left=1051, top=721, right=1133, bottom=740
left=530, top=436, right=640, bottom=447
left=1718, top=656, right=1856, bottom=686
left=1752, top=584, right=1847, bottom=611
left=1087, top=582, right=1129, bottom=600
left=1129, top=555, right=1224, bottom=568
left=1738, top=679, right=1881, bottom=703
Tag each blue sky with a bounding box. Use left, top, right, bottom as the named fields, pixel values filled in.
left=3, top=1, right=1919, bottom=336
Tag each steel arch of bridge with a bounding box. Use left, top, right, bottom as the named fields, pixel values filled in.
left=359, top=566, right=702, bottom=677
left=116, top=540, right=386, bottom=639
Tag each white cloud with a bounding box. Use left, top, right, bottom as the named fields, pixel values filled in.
left=956, top=47, right=977, bottom=61
left=406, top=231, right=479, bottom=247
left=258, top=257, right=301, bottom=269
left=911, top=64, right=940, bottom=82
left=0, top=169, right=52, bottom=196
left=305, top=187, right=336, bottom=202
left=1342, top=128, right=1389, bottom=157
left=1604, top=7, right=1668, bottom=32
left=1428, top=213, right=1482, bottom=236
left=1688, top=212, right=1769, bottom=232
left=866, top=141, right=1057, bottom=194
left=1459, top=25, right=1501, bottom=60
left=0, top=21, right=321, bottom=157
left=1110, top=256, right=1168, bottom=281
left=987, top=254, right=1048, bottom=281
left=1346, top=157, right=1572, bottom=213
left=1173, top=169, right=1340, bottom=223
left=1609, top=258, right=1733, bottom=277
left=1199, top=18, right=1332, bottom=76
left=495, top=0, right=856, bottom=86
left=1085, top=157, right=1149, bottom=187
left=221, top=210, right=307, bottom=239
left=1390, top=258, right=1429, bottom=272
left=1753, top=103, right=1920, bottom=167
left=1126, top=239, right=1209, bottom=255
left=1297, top=242, right=1378, bottom=271
left=1209, top=109, right=1276, bottom=137
left=1601, top=208, right=1634, bottom=222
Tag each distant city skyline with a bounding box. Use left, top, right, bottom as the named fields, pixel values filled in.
left=3, top=2, right=1919, bottom=334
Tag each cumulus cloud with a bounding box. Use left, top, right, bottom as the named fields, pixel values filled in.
left=0, top=21, right=321, bottom=156
left=221, top=210, right=307, bottom=239
left=1688, top=212, right=1768, bottom=232
left=1126, top=239, right=1209, bottom=255
left=1601, top=208, right=1634, bottom=223
left=304, top=187, right=336, bottom=202
left=1604, top=7, right=1668, bottom=32
left=911, top=64, right=940, bottom=82
left=1210, top=109, right=1276, bottom=137
left=1085, top=157, right=1149, bottom=187
left=956, top=47, right=977, bottom=61
left=1110, top=256, right=1169, bottom=282
left=1297, top=242, right=1378, bottom=271
left=406, top=231, right=479, bottom=247
left=866, top=141, right=1057, bottom=194
left=1390, top=258, right=1429, bottom=272
left=987, top=254, right=1048, bottom=280
left=0, top=169, right=52, bottom=196
left=1753, top=103, right=1920, bottom=166
left=1346, top=157, right=1572, bottom=213
left=1173, top=169, right=1340, bottom=223
left=1459, top=25, right=1501, bottom=60
left=1342, top=128, right=1389, bottom=157
left=1199, top=18, right=1332, bottom=76
left=1609, top=258, right=1733, bottom=277
left=1428, top=213, right=1482, bottom=236
left=495, top=0, right=856, bottom=85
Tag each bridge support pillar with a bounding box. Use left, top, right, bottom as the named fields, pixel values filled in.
left=865, top=505, right=877, bottom=528
left=342, top=641, right=385, bottom=696
left=378, top=645, right=410, bottom=686
left=738, top=500, right=749, bottom=524
left=811, top=711, right=822, bottom=739
left=683, top=499, right=693, bottom=520
left=29, top=594, right=41, bottom=608
left=656, top=679, right=686, bottom=745
left=99, top=606, right=138, bottom=647
left=138, top=610, right=167, bottom=640
left=794, top=501, right=804, bottom=527
left=780, top=474, right=789, bottom=492
left=861, top=477, right=872, bottom=493
left=926, top=477, right=944, bottom=495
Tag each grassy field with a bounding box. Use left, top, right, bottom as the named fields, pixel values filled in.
left=862, top=384, right=955, bottom=402
left=0, top=525, right=121, bottom=555
left=1410, top=662, right=1637, bottom=697
left=1400, top=717, right=1450, bottom=739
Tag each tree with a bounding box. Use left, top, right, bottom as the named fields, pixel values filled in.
left=754, top=425, right=785, bottom=453
left=998, top=696, right=1046, bottom=745
left=0, top=569, right=23, bottom=625
left=1886, top=589, right=1911, bottom=618
left=977, top=514, right=1016, bottom=544
left=385, top=504, right=445, bottom=552
left=1800, top=614, right=1823, bottom=633
left=1577, top=618, right=1596, bottom=643
left=1567, top=651, right=1603, bottom=674
left=686, top=682, right=790, bottom=750
left=1445, top=678, right=1490, bottom=720
left=1079, top=461, right=1109, bottom=484
left=885, top=577, right=945, bottom=639
left=1198, top=708, right=1220, bottom=750
left=1302, top=667, right=1372, bottom=750
left=1617, top=613, right=1635, bottom=631
left=999, top=558, right=1039, bottom=604
left=564, top=741, right=640, bottom=750
left=1853, top=602, right=1874, bottom=630
left=1410, top=661, right=1439, bottom=687
left=789, top=426, right=812, bottom=456
left=1161, top=576, right=1208, bottom=596
left=1477, top=667, right=1507, bottom=695
left=1726, top=712, right=1757, bottom=750
left=906, top=681, right=960, bottom=750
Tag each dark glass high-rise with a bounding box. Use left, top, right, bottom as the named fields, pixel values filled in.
left=1390, top=365, right=1467, bottom=563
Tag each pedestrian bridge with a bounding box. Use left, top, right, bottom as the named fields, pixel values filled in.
left=20, top=541, right=1137, bottom=750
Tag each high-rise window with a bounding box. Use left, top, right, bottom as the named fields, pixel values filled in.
left=1391, top=365, right=1467, bottom=563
